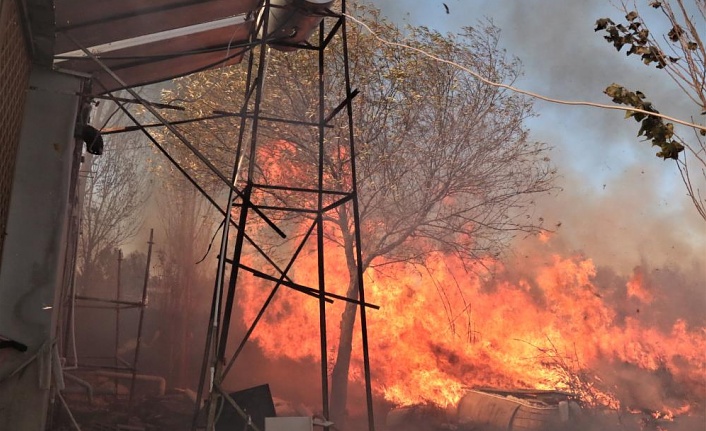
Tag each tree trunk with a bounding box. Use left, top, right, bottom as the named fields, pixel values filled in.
left=329, top=211, right=362, bottom=429
left=330, top=278, right=358, bottom=429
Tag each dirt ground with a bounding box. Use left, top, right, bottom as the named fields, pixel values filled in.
left=50, top=391, right=196, bottom=431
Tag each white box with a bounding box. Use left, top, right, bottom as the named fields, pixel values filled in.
left=265, top=416, right=313, bottom=431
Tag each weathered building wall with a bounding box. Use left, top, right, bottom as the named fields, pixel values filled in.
left=0, top=0, right=33, bottom=270
left=0, top=68, right=83, bottom=431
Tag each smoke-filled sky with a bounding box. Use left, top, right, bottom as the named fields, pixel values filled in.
left=366, top=0, right=705, bottom=274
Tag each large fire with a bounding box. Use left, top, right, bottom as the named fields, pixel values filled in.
left=235, top=230, right=705, bottom=418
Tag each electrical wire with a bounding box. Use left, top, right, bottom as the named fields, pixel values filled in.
left=195, top=152, right=247, bottom=265
left=342, top=12, right=706, bottom=133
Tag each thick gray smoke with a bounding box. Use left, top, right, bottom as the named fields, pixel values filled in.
left=366, top=3, right=705, bottom=428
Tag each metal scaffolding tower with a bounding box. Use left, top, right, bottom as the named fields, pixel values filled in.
left=64, top=1, right=376, bottom=430
left=198, top=2, right=376, bottom=429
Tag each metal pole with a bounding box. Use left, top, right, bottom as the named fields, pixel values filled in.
left=205, top=3, right=273, bottom=429
left=102, top=110, right=328, bottom=135
left=215, top=183, right=252, bottom=363
left=316, top=19, right=330, bottom=420
left=341, top=2, right=376, bottom=427
left=206, top=183, right=253, bottom=429
left=222, top=220, right=318, bottom=377
left=115, top=248, right=123, bottom=396
left=127, top=229, right=154, bottom=417
left=192, top=51, right=258, bottom=431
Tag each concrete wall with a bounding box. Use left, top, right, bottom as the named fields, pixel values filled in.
left=0, top=68, right=83, bottom=430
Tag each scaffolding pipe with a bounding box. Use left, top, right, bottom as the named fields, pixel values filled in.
left=316, top=20, right=330, bottom=418
left=128, top=229, right=154, bottom=415
left=115, top=249, right=123, bottom=396
left=192, top=3, right=376, bottom=430
left=57, top=391, right=83, bottom=431
left=192, top=52, right=259, bottom=431
left=206, top=5, right=275, bottom=430
left=341, top=1, right=376, bottom=425
left=101, top=110, right=329, bottom=135
left=222, top=220, right=318, bottom=377
left=64, top=372, right=94, bottom=403
left=95, top=84, right=302, bottom=300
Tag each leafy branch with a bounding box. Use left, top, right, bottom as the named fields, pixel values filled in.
left=604, top=84, right=685, bottom=159
left=595, top=8, right=697, bottom=69
left=594, top=1, right=705, bottom=220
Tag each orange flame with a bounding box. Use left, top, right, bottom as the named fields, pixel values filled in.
left=627, top=270, right=654, bottom=304
left=235, top=216, right=704, bottom=416
left=237, top=238, right=706, bottom=413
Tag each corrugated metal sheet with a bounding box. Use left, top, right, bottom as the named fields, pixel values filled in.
left=52, top=0, right=261, bottom=93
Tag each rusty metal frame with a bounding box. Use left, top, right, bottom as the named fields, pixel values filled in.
left=69, top=232, right=154, bottom=399
left=61, top=1, right=376, bottom=430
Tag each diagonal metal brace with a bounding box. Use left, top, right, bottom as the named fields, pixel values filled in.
left=214, top=384, right=261, bottom=431
left=65, top=33, right=286, bottom=239
left=325, top=88, right=359, bottom=123
left=243, top=264, right=380, bottom=309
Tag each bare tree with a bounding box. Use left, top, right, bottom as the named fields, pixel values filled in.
left=153, top=171, right=217, bottom=388
left=77, top=133, right=150, bottom=293
left=596, top=0, right=706, bottom=220
left=162, top=5, right=555, bottom=426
